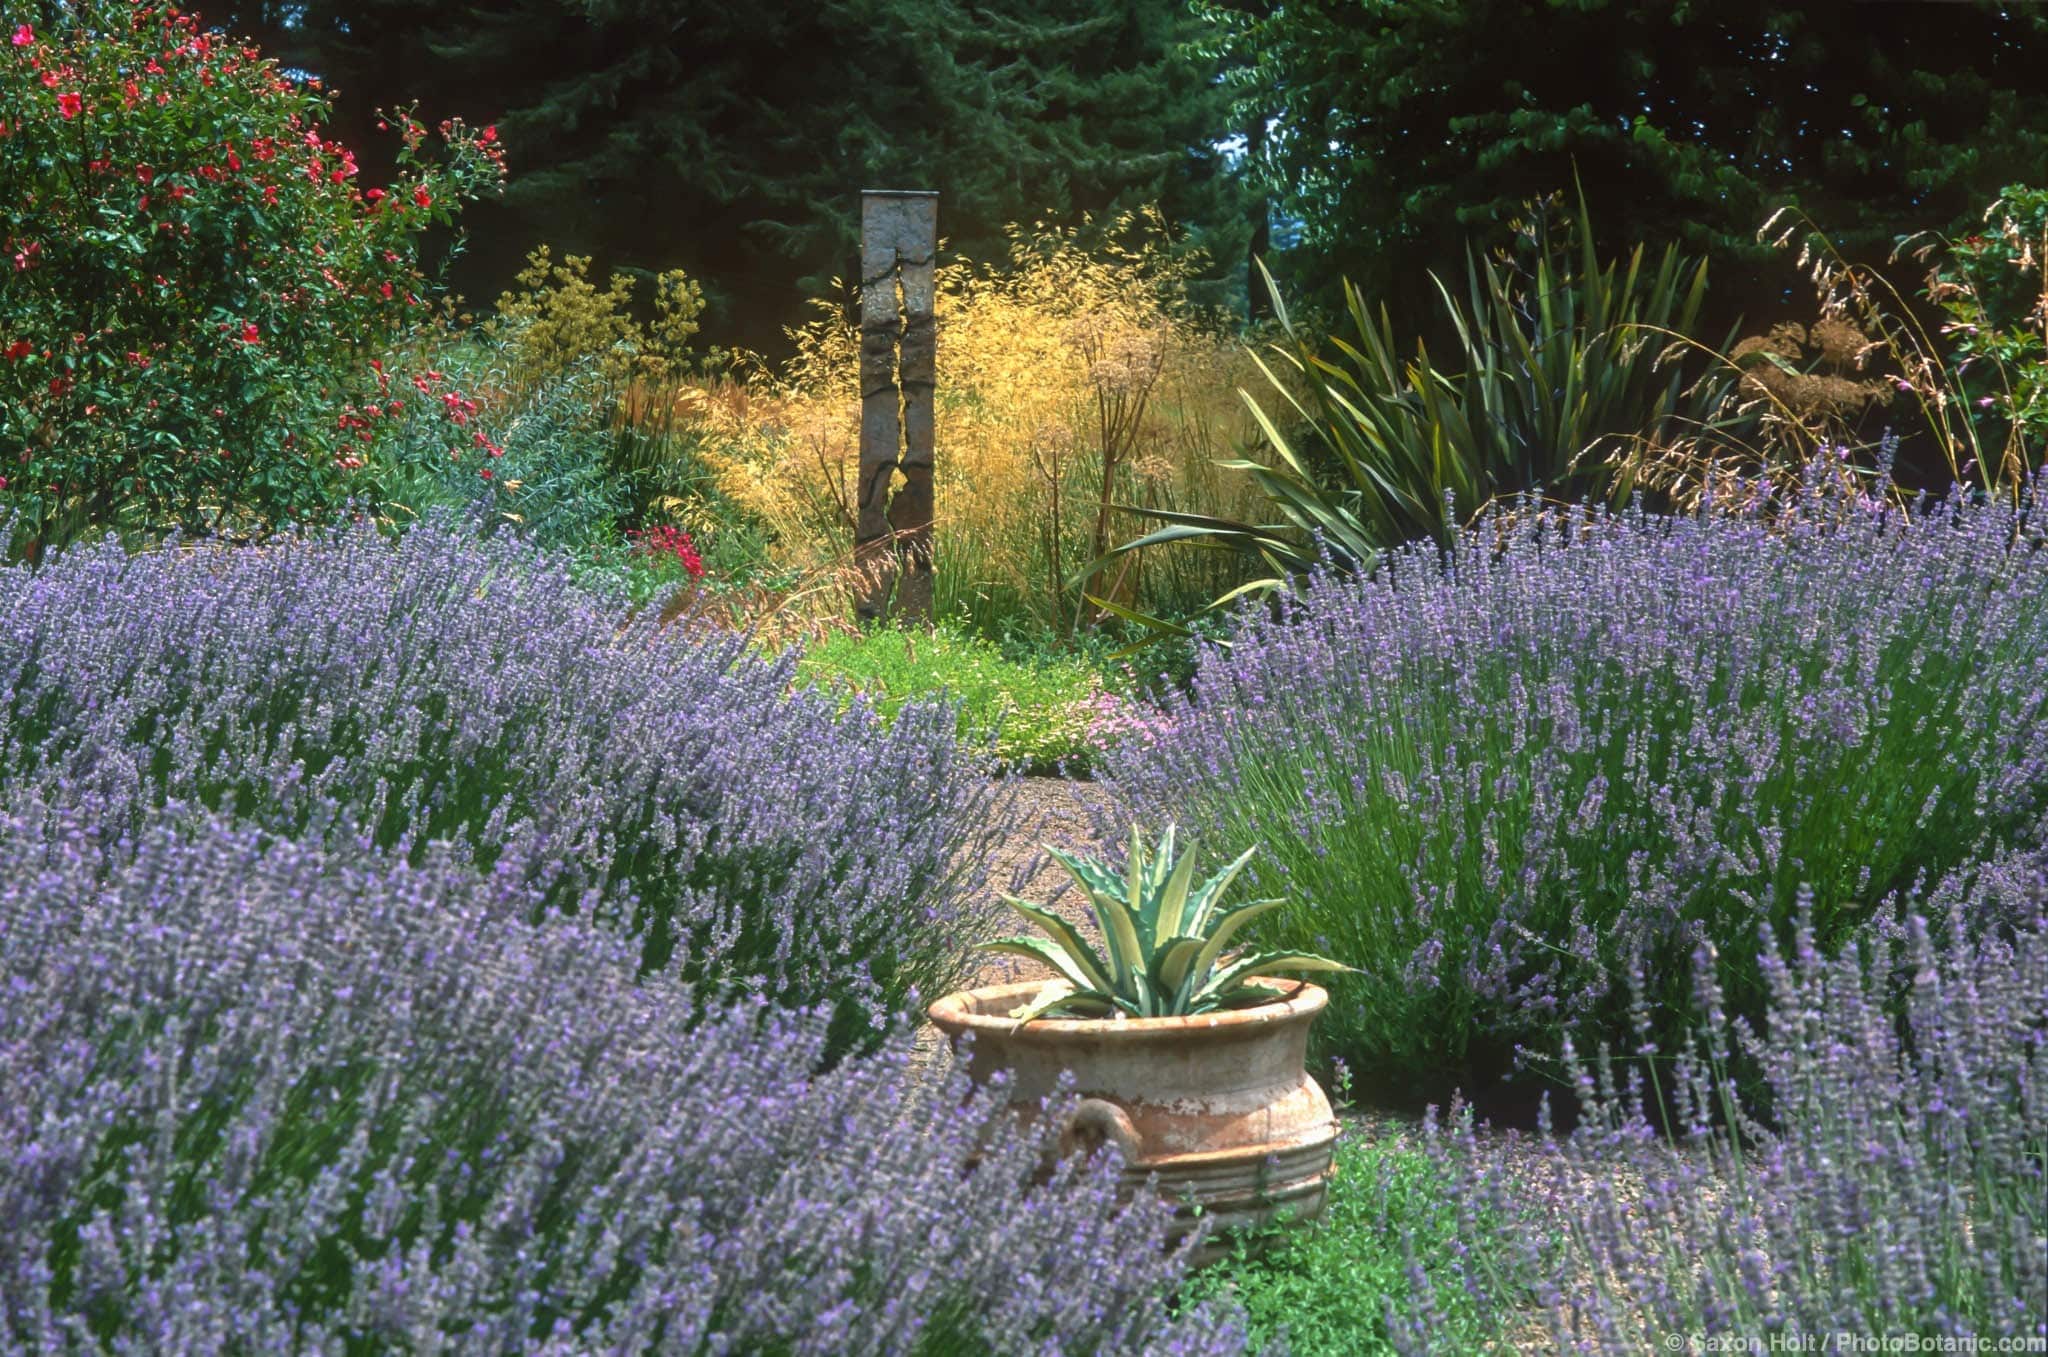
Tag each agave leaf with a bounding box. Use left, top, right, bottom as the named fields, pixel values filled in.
left=1189, top=984, right=1303, bottom=1015
left=1182, top=846, right=1261, bottom=937
left=1193, top=950, right=1355, bottom=1008
left=974, top=941, right=1105, bottom=994
left=1073, top=884, right=1145, bottom=995
left=1145, top=825, right=1178, bottom=907
left=1151, top=837, right=1201, bottom=943
left=1044, top=844, right=1147, bottom=996
left=1005, top=980, right=1122, bottom=1026
left=1178, top=898, right=1289, bottom=1009
left=1151, top=935, right=1206, bottom=999
left=1005, top=978, right=1079, bottom=1020
left=992, top=900, right=1114, bottom=992
left=975, top=937, right=1106, bottom=994
left=1125, top=824, right=1147, bottom=941
left=1046, top=845, right=1125, bottom=908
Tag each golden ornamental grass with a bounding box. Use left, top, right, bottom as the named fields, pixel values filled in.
left=655, top=211, right=1268, bottom=637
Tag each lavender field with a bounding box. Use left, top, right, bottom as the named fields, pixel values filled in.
left=3, top=479, right=2044, bottom=1353
left=6, top=1, right=2048, bottom=1348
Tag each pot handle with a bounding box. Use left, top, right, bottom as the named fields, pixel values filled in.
left=1058, top=1098, right=1141, bottom=1162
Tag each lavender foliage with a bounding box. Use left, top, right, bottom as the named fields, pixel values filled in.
left=0, top=521, right=1007, bottom=1055
left=1393, top=899, right=2048, bottom=1350
left=0, top=806, right=1256, bottom=1355
left=1107, top=478, right=2048, bottom=1082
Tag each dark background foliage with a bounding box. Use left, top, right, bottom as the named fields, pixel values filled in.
left=197, top=0, right=2048, bottom=353
left=1205, top=0, right=2048, bottom=334
left=217, top=0, right=1250, bottom=353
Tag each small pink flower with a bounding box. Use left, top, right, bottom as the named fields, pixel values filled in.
left=56, top=91, right=82, bottom=120
left=11, top=23, right=33, bottom=45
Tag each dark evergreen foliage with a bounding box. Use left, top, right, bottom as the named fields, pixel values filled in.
left=1198, top=0, right=2048, bottom=326
left=219, top=0, right=1248, bottom=352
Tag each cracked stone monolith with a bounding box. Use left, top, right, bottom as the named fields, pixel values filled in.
left=855, top=189, right=937, bottom=623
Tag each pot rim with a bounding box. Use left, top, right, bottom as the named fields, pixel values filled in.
left=927, top=978, right=1326, bottom=1044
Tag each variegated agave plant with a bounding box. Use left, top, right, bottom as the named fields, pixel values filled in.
left=981, top=825, right=1353, bottom=1022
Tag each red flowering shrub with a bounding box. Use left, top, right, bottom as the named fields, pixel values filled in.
left=0, top=0, right=505, bottom=557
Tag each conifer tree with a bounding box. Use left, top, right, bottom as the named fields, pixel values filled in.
left=1198, top=0, right=2048, bottom=323
left=236, top=0, right=1246, bottom=350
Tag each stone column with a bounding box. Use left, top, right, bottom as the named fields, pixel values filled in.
left=855, top=189, right=938, bottom=624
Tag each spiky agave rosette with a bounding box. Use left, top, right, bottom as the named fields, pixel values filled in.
left=980, top=824, right=1354, bottom=1022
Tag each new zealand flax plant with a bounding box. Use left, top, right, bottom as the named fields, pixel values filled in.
left=981, top=825, right=1353, bottom=1023
left=1085, top=192, right=1731, bottom=642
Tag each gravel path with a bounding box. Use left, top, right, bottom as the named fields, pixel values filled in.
left=964, top=776, right=1119, bottom=989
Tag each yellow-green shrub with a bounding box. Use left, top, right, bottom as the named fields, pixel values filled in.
left=489, top=246, right=704, bottom=392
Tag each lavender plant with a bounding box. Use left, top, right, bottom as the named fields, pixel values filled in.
left=0, top=805, right=1260, bottom=1354
left=1392, top=899, right=2048, bottom=1350
left=1106, top=472, right=2048, bottom=1085
left=0, top=519, right=1006, bottom=1056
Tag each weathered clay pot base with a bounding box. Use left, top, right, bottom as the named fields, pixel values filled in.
left=929, top=980, right=1339, bottom=1263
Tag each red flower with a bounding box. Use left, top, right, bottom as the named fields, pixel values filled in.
left=56, top=91, right=83, bottom=120
left=4, top=340, right=30, bottom=361
left=11, top=23, right=32, bottom=45
left=240, top=322, right=260, bottom=344
left=481, top=125, right=497, bottom=143
left=412, top=184, right=432, bottom=209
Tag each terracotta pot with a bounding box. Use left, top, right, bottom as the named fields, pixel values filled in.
left=927, top=979, right=1337, bottom=1259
